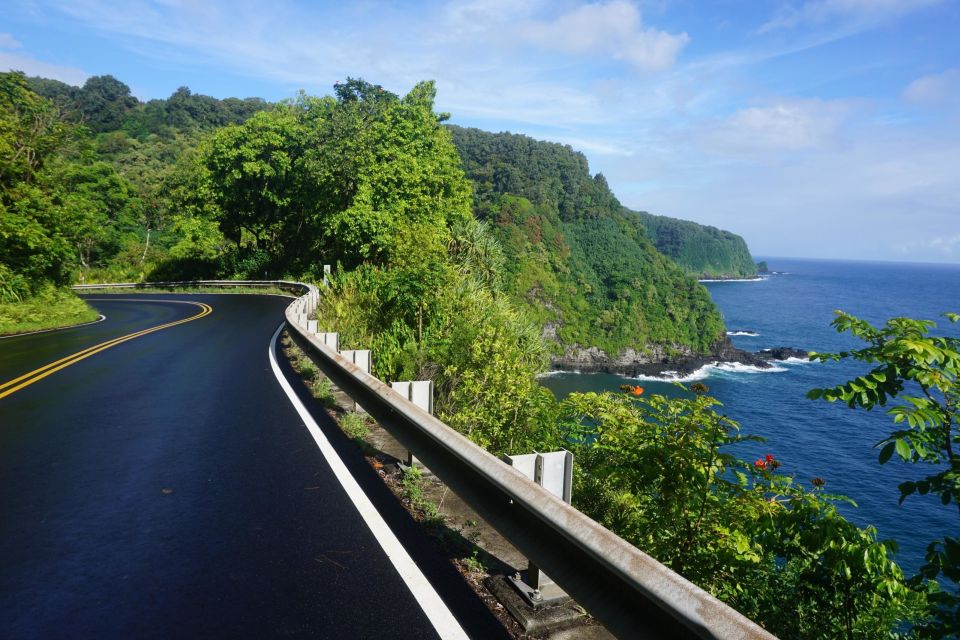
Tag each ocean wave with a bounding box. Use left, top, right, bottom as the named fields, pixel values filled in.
left=699, top=277, right=768, bottom=283
left=714, top=362, right=787, bottom=374
left=536, top=369, right=576, bottom=378
left=777, top=357, right=814, bottom=364
left=628, top=365, right=713, bottom=382
left=726, top=330, right=759, bottom=337
left=626, top=361, right=788, bottom=382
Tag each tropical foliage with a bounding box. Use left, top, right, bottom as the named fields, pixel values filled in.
left=810, top=311, right=960, bottom=637
left=562, top=385, right=924, bottom=638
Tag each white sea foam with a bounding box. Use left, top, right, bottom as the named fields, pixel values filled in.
left=537, top=369, right=576, bottom=378
left=714, top=362, right=787, bottom=374
left=777, top=357, right=814, bottom=364
left=699, top=277, right=768, bottom=283
left=628, top=365, right=714, bottom=382
left=626, top=360, right=788, bottom=382
left=726, top=330, right=759, bottom=337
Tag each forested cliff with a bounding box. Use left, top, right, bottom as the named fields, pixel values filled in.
left=448, top=125, right=725, bottom=358
left=629, top=209, right=756, bottom=279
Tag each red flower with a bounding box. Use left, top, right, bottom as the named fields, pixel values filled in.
left=754, top=459, right=766, bottom=469
left=765, top=454, right=775, bottom=462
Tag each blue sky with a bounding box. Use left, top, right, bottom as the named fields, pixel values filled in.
left=3, top=0, right=959, bottom=263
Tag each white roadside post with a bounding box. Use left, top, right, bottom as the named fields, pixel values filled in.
left=339, top=349, right=371, bottom=411
left=319, top=332, right=339, bottom=352
left=390, top=380, right=434, bottom=470
left=505, top=450, right=575, bottom=607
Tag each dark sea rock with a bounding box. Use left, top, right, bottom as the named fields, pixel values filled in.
left=548, top=337, right=809, bottom=377
left=758, top=346, right=810, bottom=361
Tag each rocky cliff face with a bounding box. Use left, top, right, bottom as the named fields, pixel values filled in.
left=549, top=338, right=808, bottom=377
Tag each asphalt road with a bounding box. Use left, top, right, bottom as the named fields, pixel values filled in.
left=0, top=294, right=508, bottom=639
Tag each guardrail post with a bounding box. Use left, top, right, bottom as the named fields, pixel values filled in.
left=323, top=264, right=331, bottom=287
left=318, top=332, right=338, bottom=351
left=506, top=450, right=575, bottom=607
left=339, top=349, right=371, bottom=411
left=307, top=319, right=318, bottom=334
left=390, top=380, right=434, bottom=469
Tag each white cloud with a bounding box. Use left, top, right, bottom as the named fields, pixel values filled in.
left=441, top=0, right=542, bottom=40
left=0, top=33, right=22, bottom=49
left=930, top=235, right=960, bottom=251
left=898, top=234, right=960, bottom=257
left=521, top=1, right=689, bottom=71
left=760, top=0, right=941, bottom=32
left=0, top=52, right=88, bottom=85
left=701, top=99, right=853, bottom=154
left=903, top=68, right=960, bottom=106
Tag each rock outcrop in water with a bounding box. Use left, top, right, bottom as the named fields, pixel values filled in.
left=550, top=338, right=809, bottom=377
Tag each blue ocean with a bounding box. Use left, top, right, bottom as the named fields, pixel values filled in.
left=541, top=257, right=960, bottom=575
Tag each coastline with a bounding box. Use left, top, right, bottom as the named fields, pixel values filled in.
left=698, top=276, right=766, bottom=283
left=548, top=339, right=808, bottom=379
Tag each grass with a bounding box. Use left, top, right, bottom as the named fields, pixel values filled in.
left=0, top=286, right=100, bottom=336
left=340, top=411, right=370, bottom=440
left=311, top=377, right=337, bottom=407
left=280, top=331, right=340, bottom=409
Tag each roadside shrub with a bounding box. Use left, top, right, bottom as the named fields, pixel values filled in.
left=0, top=264, right=31, bottom=303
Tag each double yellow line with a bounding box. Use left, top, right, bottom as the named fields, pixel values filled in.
left=0, top=299, right=213, bottom=401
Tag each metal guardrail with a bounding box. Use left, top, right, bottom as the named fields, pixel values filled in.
left=72, top=279, right=308, bottom=294
left=77, top=280, right=776, bottom=640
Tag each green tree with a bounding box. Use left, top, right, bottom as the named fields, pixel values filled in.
left=0, top=72, right=76, bottom=285
left=43, top=159, right=136, bottom=269
left=75, top=75, right=139, bottom=133
left=201, top=105, right=308, bottom=259
left=1, top=71, right=72, bottom=187
left=197, top=79, right=471, bottom=277
left=809, top=311, right=960, bottom=637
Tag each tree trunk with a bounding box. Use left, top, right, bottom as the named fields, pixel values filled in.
left=140, top=228, right=151, bottom=265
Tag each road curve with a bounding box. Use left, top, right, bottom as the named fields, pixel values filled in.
left=0, top=294, right=508, bottom=639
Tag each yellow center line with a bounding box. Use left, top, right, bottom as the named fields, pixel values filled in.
left=0, top=299, right=213, bottom=401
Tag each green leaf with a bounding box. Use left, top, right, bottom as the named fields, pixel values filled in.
left=895, top=438, right=911, bottom=461
left=898, top=481, right=916, bottom=504
left=878, top=441, right=896, bottom=464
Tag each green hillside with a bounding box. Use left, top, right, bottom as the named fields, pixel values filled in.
left=448, top=125, right=725, bottom=356
left=629, top=209, right=756, bottom=279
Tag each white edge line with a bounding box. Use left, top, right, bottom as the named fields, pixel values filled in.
left=268, top=322, right=469, bottom=640
left=0, top=314, right=106, bottom=340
